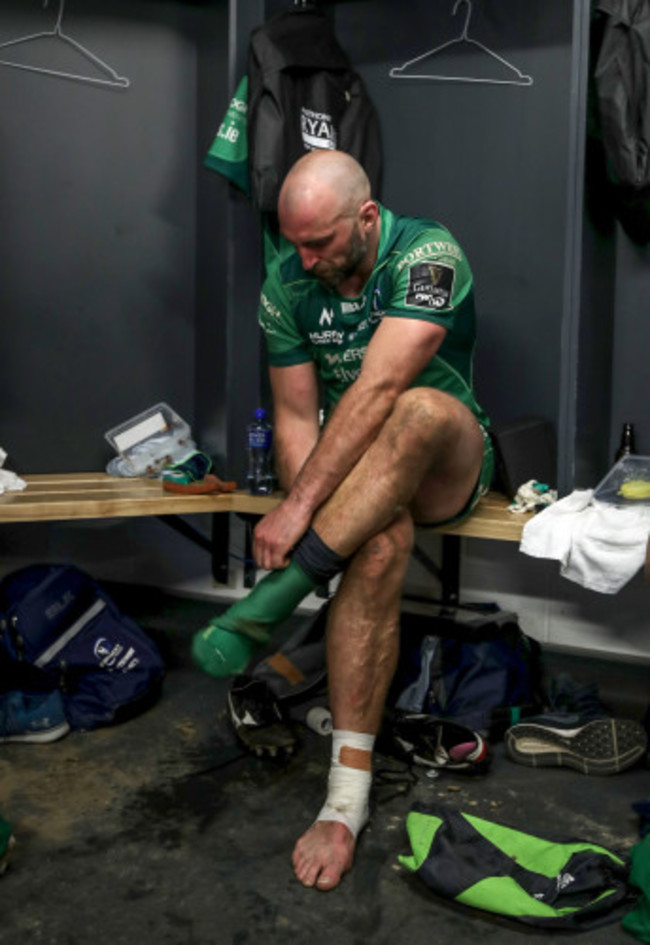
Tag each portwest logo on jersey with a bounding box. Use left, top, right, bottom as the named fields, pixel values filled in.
left=301, top=108, right=337, bottom=151
left=396, top=241, right=462, bottom=272
left=319, top=307, right=335, bottom=327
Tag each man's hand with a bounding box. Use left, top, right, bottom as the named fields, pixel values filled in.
left=253, top=498, right=313, bottom=572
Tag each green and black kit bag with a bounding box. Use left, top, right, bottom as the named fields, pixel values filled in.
left=399, top=804, right=637, bottom=930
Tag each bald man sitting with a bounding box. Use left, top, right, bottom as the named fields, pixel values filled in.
left=193, top=149, right=494, bottom=890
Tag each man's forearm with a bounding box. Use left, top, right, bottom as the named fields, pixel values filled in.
left=285, top=380, right=397, bottom=519
left=274, top=420, right=318, bottom=492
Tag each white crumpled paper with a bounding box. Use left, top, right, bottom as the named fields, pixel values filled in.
left=0, top=446, right=27, bottom=495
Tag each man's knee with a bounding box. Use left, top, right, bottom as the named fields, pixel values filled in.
left=385, top=387, right=466, bottom=461
left=353, top=511, right=414, bottom=583
left=390, top=388, right=464, bottom=452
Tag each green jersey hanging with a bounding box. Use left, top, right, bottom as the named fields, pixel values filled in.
left=204, top=75, right=250, bottom=197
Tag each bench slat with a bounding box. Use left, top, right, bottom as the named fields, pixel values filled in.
left=429, top=492, right=529, bottom=541
left=0, top=475, right=282, bottom=522
left=0, top=474, right=530, bottom=541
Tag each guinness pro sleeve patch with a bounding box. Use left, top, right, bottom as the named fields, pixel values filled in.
left=404, top=261, right=455, bottom=311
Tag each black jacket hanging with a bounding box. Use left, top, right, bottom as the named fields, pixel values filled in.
left=247, top=6, right=382, bottom=213
left=593, top=0, right=650, bottom=243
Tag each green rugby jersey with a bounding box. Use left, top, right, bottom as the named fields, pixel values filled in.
left=258, top=204, right=489, bottom=427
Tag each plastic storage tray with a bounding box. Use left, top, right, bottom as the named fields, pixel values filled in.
left=593, top=455, right=650, bottom=506
left=104, top=403, right=194, bottom=477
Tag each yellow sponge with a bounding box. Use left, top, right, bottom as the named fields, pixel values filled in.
left=618, top=480, right=650, bottom=500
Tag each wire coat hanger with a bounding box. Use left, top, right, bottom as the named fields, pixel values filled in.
left=0, top=0, right=130, bottom=90
left=389, top=0, right=532, bottom=87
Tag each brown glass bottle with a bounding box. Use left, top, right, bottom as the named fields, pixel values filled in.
left=614, top=423, right=637, bottom=462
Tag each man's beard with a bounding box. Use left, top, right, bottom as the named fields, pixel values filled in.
left=313, top=226, right=367, bottom=291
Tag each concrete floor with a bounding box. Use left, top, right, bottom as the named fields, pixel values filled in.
left=1, top=589, right=648, bottom=945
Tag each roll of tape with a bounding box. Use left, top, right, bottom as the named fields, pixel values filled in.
left=305, top=706, right=332, bottom=736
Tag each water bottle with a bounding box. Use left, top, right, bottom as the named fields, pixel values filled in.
left=246, top=408, right=274, bottom=495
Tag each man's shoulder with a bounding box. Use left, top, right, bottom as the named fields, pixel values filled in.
left=382, top=206, right=462, bottom=258
left=378, top=207, right=473, bottom=314
left=265, top=249, right=312, bottom=297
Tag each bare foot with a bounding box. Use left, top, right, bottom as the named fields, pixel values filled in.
left=292, top=820, right=356, bottom=890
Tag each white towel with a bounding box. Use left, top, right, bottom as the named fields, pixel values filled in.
left=520, top=489, right=650, bottom=594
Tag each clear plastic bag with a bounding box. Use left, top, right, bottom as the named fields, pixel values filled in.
left=104, top=403, right=196, bottom=478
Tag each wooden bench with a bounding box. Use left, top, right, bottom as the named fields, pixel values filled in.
left=0, top=473, right=532, bottom=605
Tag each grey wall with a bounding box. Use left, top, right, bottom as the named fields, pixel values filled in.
left=610, top=231, right=650, bottom=458
left=195, top=0, right=266, bottom=484
left=1, top=0, right=229, bottom=474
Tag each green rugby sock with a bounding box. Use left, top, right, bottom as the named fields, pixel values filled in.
left=192, top=560, right=317, bottom=678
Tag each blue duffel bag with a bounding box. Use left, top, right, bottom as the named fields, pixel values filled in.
left=0, top=564, right=165, bottom=730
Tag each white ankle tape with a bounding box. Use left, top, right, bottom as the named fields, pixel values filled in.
left=315, top=730, right=375, bottom=838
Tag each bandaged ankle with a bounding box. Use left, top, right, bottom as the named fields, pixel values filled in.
left=316, top=730, right=375, bottom=838
left=192, top=560, right=317, bottom=678
left=293, top=528, right=348, bottom=585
